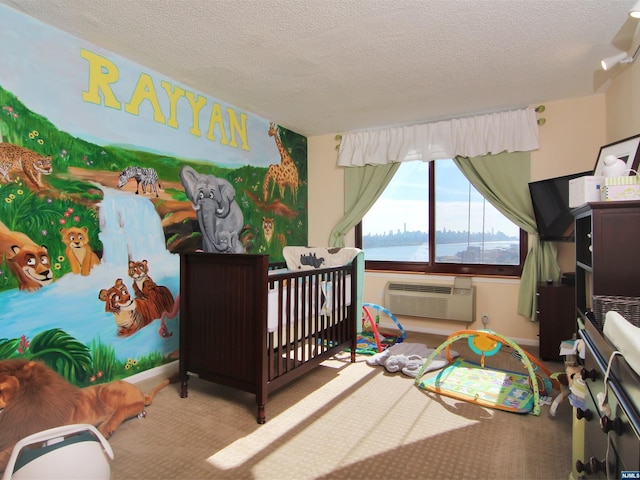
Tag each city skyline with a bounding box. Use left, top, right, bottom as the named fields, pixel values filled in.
left=363, top=160, right=520, bottom=237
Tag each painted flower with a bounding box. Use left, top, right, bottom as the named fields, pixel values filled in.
left=73, top=216, right=80, bottom=223
left=41, top=230, right=47, bottom=236
left=59, top=218, right=66, bottom=224
left=54, top=263, right=62, bottom=270
left=17, top=340, right=29, bottom=354
left=57, top=256, right=65, bottom=262
left=4, top=198, right=11, bottom=204
left=17, top=189, right=23, bottom=195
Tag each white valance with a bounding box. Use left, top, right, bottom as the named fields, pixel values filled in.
left=337, top=107, right=539, bottom=166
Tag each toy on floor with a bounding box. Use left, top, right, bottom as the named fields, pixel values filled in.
left=354, top=303, right=407, bottom=355
left=549, top=339, right=586, bottom=416
left=414, top=329, right=559, bottom=416
left=366, top=342, right=460, bottom=377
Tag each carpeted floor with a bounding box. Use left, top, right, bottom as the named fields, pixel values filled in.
left=108, top=331, right=573, bottom=479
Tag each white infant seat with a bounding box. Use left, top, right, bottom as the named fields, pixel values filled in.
left=2, top=424, right=114, bottom=480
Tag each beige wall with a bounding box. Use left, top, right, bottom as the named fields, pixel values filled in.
left=537, top=96, right=606, bottom=275
left=307, top=81, right=636, bottom=346
left=605, top=36, right=640, bottom=141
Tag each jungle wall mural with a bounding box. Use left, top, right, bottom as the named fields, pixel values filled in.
left=0, top=6, right=308, bottom=386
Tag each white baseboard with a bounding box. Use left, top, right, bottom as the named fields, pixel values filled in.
left=378, top=321, right=539, bottom=349
left=126, top=360, right=179, bottom=384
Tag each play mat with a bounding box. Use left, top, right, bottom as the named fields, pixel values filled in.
left=354, top=331, right=400, bottom=355
left=414, top=329, right=557, bottom=416
left=350, top=303, right=407, bottom=355
left=420, top=358, right=536, bottom=413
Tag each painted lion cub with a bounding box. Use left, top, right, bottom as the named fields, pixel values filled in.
left=60, top=226, right=100, bottom=275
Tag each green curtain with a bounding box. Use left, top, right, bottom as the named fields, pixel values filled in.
left=329, top=162, right=400, bottom=247
left=454, top=152, right=560, bottom=321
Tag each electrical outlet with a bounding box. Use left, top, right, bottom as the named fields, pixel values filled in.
left=481, top=314, right=489, bottom=325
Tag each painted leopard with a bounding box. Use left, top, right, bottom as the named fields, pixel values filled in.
left=0, top=143, right=52, bottom=189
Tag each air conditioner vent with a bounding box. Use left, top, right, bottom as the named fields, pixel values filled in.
left=384, top=278, right=475, bottom=322
left=387, top=283, right=452, bottom=295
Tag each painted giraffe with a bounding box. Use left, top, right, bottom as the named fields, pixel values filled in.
left=263, top=122, right=299, bottom=203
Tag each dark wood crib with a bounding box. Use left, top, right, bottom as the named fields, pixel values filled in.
left=179, top=252, right=358, bottom=423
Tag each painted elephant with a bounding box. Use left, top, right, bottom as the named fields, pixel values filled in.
left=179, top=166, right=244, bottom=253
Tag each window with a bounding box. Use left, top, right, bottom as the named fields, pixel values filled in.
left=357, top=160, right=526, bottom=276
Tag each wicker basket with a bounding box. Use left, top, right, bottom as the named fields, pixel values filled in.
left=592, top=295, right=640, bottom=330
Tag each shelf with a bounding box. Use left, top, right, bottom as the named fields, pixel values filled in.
left=572, top=201, right=640, bottom=477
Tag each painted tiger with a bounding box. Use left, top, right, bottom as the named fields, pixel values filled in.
left=98, top=278, right=148, bottom=337
left=127, top=259, right=175, bottom=322
left=117, top=166, right=162, bottom=197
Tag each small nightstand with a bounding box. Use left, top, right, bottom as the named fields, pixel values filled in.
left=537, top=282, right=575, bottom=361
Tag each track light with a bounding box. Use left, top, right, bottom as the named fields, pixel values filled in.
left=601, top=52, right=632, bottom=71
left=630, top=0, right=640, bottom=19
left=600, top=42, right=640, bottom=71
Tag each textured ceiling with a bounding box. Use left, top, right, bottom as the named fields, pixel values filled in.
left=0, top=0, right=638, bottom=137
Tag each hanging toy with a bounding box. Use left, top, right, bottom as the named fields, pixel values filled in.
left=467, top=329, right=502, bottom=367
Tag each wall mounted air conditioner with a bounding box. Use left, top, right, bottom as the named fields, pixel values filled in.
left=384, top=276, right=475, bottom=322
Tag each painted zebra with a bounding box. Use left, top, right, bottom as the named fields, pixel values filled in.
left=117, top=166, right=162, bottom=197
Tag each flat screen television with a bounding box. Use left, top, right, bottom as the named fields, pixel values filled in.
left=528, top=171, right=591, bottom=242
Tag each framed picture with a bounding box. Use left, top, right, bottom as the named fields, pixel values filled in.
left=593, top=134, right=640, bottom=177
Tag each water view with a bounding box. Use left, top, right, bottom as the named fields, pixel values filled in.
left=364, top=241, right=519, bottom=264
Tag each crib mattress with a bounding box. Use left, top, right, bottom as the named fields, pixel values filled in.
left=266, top=276, right=352, bottom=333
